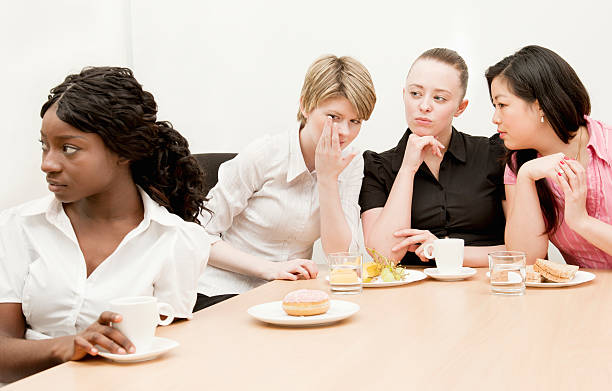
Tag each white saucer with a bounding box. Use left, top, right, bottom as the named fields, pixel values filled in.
left=97, top=336, right=179, bottom=363
left=424, top=267, right=476, bottom=281
left=247, top=299, right=359, bottom=326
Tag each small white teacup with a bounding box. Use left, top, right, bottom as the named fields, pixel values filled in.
left=423, top=238, right=464, bottom=274
left=109, top=296, right=174, bottom=352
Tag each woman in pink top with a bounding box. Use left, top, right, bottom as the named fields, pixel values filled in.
left=485, top=45, right=612, bottom=268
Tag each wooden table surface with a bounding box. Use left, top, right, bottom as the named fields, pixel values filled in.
left=6, top=268, right=612, bottom=391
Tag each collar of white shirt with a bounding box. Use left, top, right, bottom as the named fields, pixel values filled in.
left=16, top=186, right=183, bottom=233
left=287, top=128, right=311, bottom=183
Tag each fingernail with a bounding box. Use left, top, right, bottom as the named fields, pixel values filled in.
left=118, top=348, right=126, bottom=354
left=91, top=347, right=98, bottom=354
left=129, top=346, right=136, bottom=353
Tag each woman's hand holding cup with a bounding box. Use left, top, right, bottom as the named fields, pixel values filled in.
left=69, top=311, right=135, bottom=360
left=108, top=296, right=175, bottom=354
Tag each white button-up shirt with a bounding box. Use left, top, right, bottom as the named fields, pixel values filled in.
left=0, top=188, right=211, bottom=340
left=198, top=129, right=363, bottom=296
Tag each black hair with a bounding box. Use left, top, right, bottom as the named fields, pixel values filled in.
left=485, top=45, right=591, bottom=234
left=41, top=67, right=208, bottom=224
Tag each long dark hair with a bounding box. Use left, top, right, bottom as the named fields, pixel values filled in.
left=485, top=45, right=591, bottom=234
left=41, top=67, right=208, bottom=224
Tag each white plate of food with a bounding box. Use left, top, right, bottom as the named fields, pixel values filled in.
left=487, top=259, right=596, bottom=288
left=97, top=336, right=179, bottom=363
left=247, top=300, right=359, bottom=326
left=364, top=269, right=427, bottom=287
left=325, top=270, right=427, bottom=287
left=526, top=271, right=595, bottom=287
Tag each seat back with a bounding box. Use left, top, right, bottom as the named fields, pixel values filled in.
left=192, top=152, right=237, bottom=193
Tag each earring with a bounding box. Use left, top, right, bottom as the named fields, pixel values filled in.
left=540, top=116, right=544, bottom=123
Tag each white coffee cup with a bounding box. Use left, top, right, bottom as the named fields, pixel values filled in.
left=423, top=238, right=464, bottom=274
left=109, top=296, right=174, bottom=352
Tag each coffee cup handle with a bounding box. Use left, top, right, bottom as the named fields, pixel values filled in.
left=423, top=243, right=435, bottom=259
left=157, top=302, right=175, bottom=326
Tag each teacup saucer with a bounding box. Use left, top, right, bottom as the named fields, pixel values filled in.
left=424, top=267, right=476, bottom=281
left=98, top=336, right=179, bottom=363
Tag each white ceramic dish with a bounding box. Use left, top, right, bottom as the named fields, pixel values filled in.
left=98, top=336, right=179, bottom=363
left=247, top=299, right=359, bottom=326
left=423, top=267, right=477, bottom=281
left=325, top=270, right=427, bottom=287
left=526, top=270, right=596, bottom=287
left=486, top=270, right=595, bottom=287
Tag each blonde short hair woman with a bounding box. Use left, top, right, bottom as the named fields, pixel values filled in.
left=196, top=55, right=376, bottom=309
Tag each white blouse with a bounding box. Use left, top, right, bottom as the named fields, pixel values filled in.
left=198, top=129, right=363, bottom=296
left=0, top=188, right=211, bottom=340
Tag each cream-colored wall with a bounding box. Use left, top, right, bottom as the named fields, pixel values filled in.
left=0, top=0, right=133, bottom=209
left=129, top=0, right=612, bottom=156
left=1, top=1, right=609, bottom=264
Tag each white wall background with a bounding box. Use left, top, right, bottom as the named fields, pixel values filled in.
left=0, top=0, right=133, bottom=208
left=1, top=1, right=610, bottom=262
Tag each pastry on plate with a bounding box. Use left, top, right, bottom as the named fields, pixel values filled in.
left=282, top=289, right=330, bottom=316
left=533, top=258, right=579, bottom=283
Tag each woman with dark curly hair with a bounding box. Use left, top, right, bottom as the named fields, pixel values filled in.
left=0, top=67, right=212, bottom=383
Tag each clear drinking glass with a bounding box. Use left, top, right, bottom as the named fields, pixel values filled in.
left=328, top=252, right=362, bottom=294
left=488, top=251, right=526, bottom=295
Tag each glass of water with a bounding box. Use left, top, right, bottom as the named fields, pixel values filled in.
left=328, top=252, right=362, bottom=294
left=488, top=251, right=526, bottom=295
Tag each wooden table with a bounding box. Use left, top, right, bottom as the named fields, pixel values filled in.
left=6, top=268, right=612, bottom=390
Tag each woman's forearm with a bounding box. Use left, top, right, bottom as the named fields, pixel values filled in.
left=572, top=216, right=612, bottom=256
left=365, top=168, right=415, bottom=261
left=463, top=245, right=506, bottom=267
left=0, top=335, right=72, bottom=383
left=505, top=175, right=549, bottom=264
left=318, top=178, right=352, bottom=254
left=208, top=241, right=277, bottom=280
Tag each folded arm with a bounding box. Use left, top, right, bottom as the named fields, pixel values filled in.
left=207, top=241, right=317, bottom=281
left=363, top=135, right=444, bottom=263
left=504, top=167, right=551, bottom=264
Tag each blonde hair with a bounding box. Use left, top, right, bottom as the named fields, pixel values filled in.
left=298, top=55, right=376, bottom=129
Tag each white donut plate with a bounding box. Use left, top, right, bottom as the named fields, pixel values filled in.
left=247, top=300, right=359, bottom=326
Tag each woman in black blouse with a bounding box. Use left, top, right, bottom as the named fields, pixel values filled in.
left=359, top=48, right=506, bottom=267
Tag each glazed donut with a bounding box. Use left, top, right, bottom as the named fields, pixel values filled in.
left=282, top=289, right=330, bottom=316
